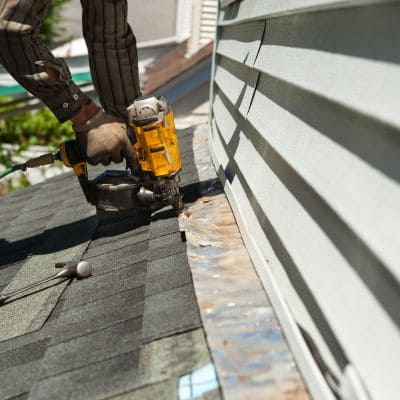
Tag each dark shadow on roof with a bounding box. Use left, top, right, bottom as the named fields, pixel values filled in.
left=0, top=279, right=67, bottom=307
left=181, top=178, right=223, bottom=205
left=0, top=211, right=155, bottom=270
left=0, top=216, right=97, bottom=269
left=95, top=213, right=151, bottom=239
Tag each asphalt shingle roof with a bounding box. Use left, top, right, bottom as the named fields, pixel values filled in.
left=0, top=126, right=219, bottom=399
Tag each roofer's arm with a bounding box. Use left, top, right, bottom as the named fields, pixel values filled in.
left=0, top=0, right=140, bottom=166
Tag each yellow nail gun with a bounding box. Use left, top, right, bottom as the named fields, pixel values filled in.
left=73, top=95, right=184, bottom=218
left=127, top=96, right=181, bottom=177
left=6, top=96, right=184, bottom=219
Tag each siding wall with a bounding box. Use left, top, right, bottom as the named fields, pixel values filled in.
left=209, top=1, right=400, bottom=399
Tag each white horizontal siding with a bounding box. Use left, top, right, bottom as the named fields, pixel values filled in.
left=210, top=116, right=339, bottom=400
left=214, top=58, right=400, bottom=284
left=188, top=0, right=218, bottom=53
left=214, top=57, right=258, bottom=115
left=200, top=0, right=218, bottom=44
left=216, top=21, right=265, bottom=65
left=210, top=1, right=400, bottom=399
left=213, top=85, right=400, bottom=399
left=219, top=0, right=394, bottom=25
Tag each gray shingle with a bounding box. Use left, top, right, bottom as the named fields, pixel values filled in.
left=0, top=261, right=24, bottom=291
left=0, top=111, right=216, bottom=399
left=40, top=317, right=142, bottom=380
left=142, top=284, right=201, bottom=343
left=0, top=207, right=27, bottom=229
left=0, top=328, right=50, bottom=355
left=50, top=287, right=145, bottom=346
left=147, top=239, right=187, bottom=262
left=31, top=329, right=211, bottom=400
left=84, top=241, right=149, bottom=276
left=0, top=230, right=43, bottom=250
left=8, top=392, right=30, bottom=400
left=138, top=328, right=211, bottom=387
left=12, top=207, right=58, bottom=226
left=46, top=297, right=67, bottom=322
left=62, top=262, right=146, bottom=310
left=90, top=226, right=149, bottom=249
left=1, top=218, right=48, bottom=241
left=149, top=232, right=183, bottom=250
left=0, top=339, right=49, bottom=372
left=0, top=184, right=39, bottom=203
left=84, top=232, right=149, bottom=259
left=108, top=379, right=178, bottom=400
left=149, top=215, right=180, bottom=239
left=29, top=350, right=141, bottom=400
left=93, top=216, right=150, bottom=245
left=0, top=360, right=44, bottom=400
left=145, top=253, right=192, bottom=297
left=179, top=163, right=199, bottom=179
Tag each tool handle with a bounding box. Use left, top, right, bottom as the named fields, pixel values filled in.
left=26, top=153, right=55, bottom=168
left=59, top=140, right=88, bottom=180
left=59, top=140, right=86, bottom=167
left=59, top=140, right=97, bottom=203
left=0, top=274, right=61, bottom=304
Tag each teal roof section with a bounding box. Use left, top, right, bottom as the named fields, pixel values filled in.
left=0, top=71, right=92, bottom=97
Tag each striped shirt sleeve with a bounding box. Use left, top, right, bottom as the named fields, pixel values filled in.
left=0, top=0, right=140, bottom=122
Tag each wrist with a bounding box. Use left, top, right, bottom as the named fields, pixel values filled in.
left=71, top=101, right=99, bottom=126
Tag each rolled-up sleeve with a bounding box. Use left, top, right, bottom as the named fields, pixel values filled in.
left=0, top=0, right=91, bottom=122
left=81, top=0, right=140, bottom=120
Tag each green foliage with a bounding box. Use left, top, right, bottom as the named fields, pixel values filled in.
left=40, top=0, right=71, bottom=46
left=6, top=174, right=31, bottom=192
left=0, top=100, right=74, bottom=168
left=0, top=107, right=74, bottom=149
left=0, top=0, right=72, bottom=194
left=0, top=102, right=74, bottom=193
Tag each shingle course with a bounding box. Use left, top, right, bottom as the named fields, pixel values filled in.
left=50, top=287, right=145, bottom=346
left=29, top=350, right=142, bottom=400
left=142, top=284, right=202, bottom=343
left=0, top=338, right=49, bottom=372
left=0, top=360, right=44, bottom=399
left=145, top=253, right=192, bottom=296
left=62, top=262, right=146, bottom=310
left=0, top=123, right=215, bottom=398
left=40, top=317, right=142, bottom=380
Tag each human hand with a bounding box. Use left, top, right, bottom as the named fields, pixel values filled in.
left=74, top=109, right=131, bottom=166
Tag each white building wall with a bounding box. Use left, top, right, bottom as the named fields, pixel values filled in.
left=59, top=0, right=217, bottom=52
left=188, top=0, right=218, bottom=55
left=59, top=0, right=177, bottom=44
left=209, top=1, right=400, bottom=399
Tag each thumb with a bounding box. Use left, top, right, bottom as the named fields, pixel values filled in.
left=122, top=145, right=139, bottom=172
